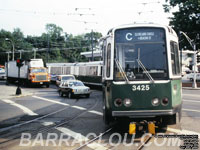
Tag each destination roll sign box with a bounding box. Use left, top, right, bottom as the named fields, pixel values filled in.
left=115, top=28, right=165, bottom=43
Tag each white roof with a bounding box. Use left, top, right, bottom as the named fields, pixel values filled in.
left=109, top=23, right=177, bottom=37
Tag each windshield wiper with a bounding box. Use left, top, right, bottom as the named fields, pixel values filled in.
left=115, top=59, right=129, bottom=83
left=137, top=59, right=154, bottom=83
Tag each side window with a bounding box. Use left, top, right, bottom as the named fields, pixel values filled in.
left=106, top=43, right=111, bottom=77
left=103, top=41, right=107, bottom=67
left=170, top=41, right=180, bottom=75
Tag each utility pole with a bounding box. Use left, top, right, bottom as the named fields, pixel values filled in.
left=6, top=51, right=10, bottom=62
left=193, top=43, right=197, bottom=88
left=6, top=52, right=11, bottom=85
left=47, top=34, right=50, bottom=63
left=91, top=30, right=94, bottom=61
left=5, top=38, right=15, bottom=61
left=74, top=8, right=97, bottom=62
left=33, top=48, right=38, bottom=59
left=180, top=31, right=198, bottom=88
left=18, top=50, right=24, bottom=59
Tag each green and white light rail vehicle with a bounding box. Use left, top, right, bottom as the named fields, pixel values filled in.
left=102, top=23, right=182, bottom=129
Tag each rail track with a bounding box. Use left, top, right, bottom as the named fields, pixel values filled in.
left=0, top=93, right=101, bottom=149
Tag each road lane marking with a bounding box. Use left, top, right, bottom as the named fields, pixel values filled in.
left=183, top=99, right=200, bottom=103
left=56, top=127, right=109, bottom=150
left=33, top=96, right=69, bottom=106
left=88, top=110, right=103, bottom=116
left=1, top=99, right=38, bottom=116
left=42, top=122, right=55, bottom=126
left=0, top=105, right=69, bottom=133
left=167, top=127, right=200, bottom=137
left=182, top=93, right=200, bottom=98
left=71, top=106, right=87, bottom=110
left=56, top=127, right=88, bottom=142
left=183, top=108, right=200, bottom=113
left=33, top=96, right=103, bottom=116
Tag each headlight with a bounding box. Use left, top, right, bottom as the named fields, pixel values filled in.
left=114, top=98, right=122, bottom=107
left=161, top=97, right=169, bottom=106
left=123, top=98, right=132, bottom=107
left=151, top=98, right=160, bottom=106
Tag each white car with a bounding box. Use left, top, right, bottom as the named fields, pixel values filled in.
left=187, top=73, right=200, bottom=81
left=56, top=75, right=75, bottom=86
left=0, top=68, right=5, bottom=79
left=58, top=80, right=90, bottom=98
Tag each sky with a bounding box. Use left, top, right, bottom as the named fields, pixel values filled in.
left=0, top=0, right=174, bottom=36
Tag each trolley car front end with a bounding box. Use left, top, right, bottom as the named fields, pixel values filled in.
left=102, top=23, right=182, bottom=126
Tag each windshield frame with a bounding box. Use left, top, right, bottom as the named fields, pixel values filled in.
left=114, top=27, right=169, bottom=81
left=62, top=76, right=75, bottom=81
left=69, top=81, right=84, bottom=87
left=30, top=68, right=47, bottom=73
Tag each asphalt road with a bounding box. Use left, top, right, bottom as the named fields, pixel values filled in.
left=0, top=82, right=199, bottom=150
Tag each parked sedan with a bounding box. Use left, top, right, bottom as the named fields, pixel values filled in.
left=58, top=80, right=90, bottom=98
left=0, top=68, right=5, bottom=80
left=187, top=73, right=200, bottom=81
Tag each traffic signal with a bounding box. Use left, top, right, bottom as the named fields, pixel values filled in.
left=16, top=59, right=24, bottom=67
left=197, top=55, right=200, bottom=63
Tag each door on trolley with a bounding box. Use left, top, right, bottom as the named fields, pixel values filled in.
left=102, top=37, right=113, bottom=82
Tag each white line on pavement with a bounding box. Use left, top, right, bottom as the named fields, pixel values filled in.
left=182, top=93, right=200, bottom=97
left=183, top=100, right=200, bottom=103
left=88, top=110, right=103, bottom=116
left=41, top=122, right=55, bottom=126
left=71, top=106, right=87, bottom=110
left=1, top=99, right=38, bottom=116
left=167, top=127, right=200, bottom=137
left=56, top=127, right=109, bottom=150
left=183, top=108, right=200, bottom=113
left=33, top=95, right=103, bottom=116
left=33, top=95, right=69, bottom=106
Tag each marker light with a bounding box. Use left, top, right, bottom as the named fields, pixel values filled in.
left=124, top=98, right=132, bottom=107
left=151, top=98, right=160, bottom=106
left=161, top=97, right=169, bottom=106
left=114, top=98, right=122, bottom=107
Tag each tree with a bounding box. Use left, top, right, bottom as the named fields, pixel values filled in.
left=0, top=29, right=12, bottom=52
left=164, top=0, right=200, bottom=50
left=0, top=23, right=103, bottom=64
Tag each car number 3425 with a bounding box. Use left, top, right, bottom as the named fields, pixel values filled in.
left=132, top=85, right=150, bottom=91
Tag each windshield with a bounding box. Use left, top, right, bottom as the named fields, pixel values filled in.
left=31, top=68, right=47, bottom=73
left=69, top=81, right=84, bottom=87
left=62, top=76, right=75, bottom=81
left=114, top=27, right=168, bottom=81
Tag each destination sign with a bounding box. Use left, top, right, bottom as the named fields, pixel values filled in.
left=115, top=28, right=165, bottom=43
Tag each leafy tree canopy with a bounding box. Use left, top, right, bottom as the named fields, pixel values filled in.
left=0, top=24, right=102, bottom=65
left=164, top=0, right=200, bottom=50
